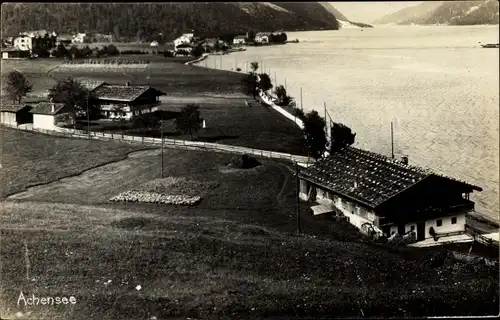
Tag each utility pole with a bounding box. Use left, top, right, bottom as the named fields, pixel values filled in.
left=300, top=87, right=303, bottom=111
left=295, top=162, right=301, bottom=234
left=391, top=121, right=394, bottom=159
left=274, top=72, right=277, bottom=86
left=160, top=120, right=165, bottom=178
left=285, top=78, right=287, bottom=90
left=86, top=92, right=90, bottom=138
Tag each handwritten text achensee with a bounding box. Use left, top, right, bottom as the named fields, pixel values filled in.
left=18, top=292, right=77, bottom=306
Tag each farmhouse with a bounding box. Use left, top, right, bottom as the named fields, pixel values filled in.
left=255, top=32, right=270, bottom=43
left=92, top=84, right=166, bottom=119
left=30, top=102, right=73, bottom=131
left=0, top=104, right=33, bottom=126
left=233, top=35, right=246, bottom=45
left=298, top=147, right=483, bottom=243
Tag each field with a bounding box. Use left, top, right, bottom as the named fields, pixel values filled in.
left=0, top=128, right=498, bottom=319
left=1, top=55, right=307, bottom=155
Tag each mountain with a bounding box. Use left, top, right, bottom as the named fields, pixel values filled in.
left=373, top=2, right=444, bottom=25
left=374, top=0, right=499, bottom=25
left=0, top=3, right=339, bottom=41
left=319, top=2, right=373, bottom=28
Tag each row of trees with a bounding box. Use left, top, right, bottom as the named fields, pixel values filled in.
left=240, top=61, right=356, bottom=160
left=51, top=44, right=120, bottom=59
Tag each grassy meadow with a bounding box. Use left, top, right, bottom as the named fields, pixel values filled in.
left=0, top=128, right=498, bottom=319
left=0, top=127, right=153, bottom=198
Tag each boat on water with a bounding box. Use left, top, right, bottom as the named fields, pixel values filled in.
left=481, top=43, right=499, bottom=48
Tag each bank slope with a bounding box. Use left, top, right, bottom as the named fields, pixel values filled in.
left=1, top=3, right=339, bottom=39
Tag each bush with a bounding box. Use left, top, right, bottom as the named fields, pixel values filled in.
left=121, top=50, right=147, bottom=54
left=293, top=107, right=305, bottom=120
left=230, top=154, right=260, bottom=169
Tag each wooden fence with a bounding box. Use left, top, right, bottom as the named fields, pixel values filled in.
left=4, top=124, right=312, bottom=166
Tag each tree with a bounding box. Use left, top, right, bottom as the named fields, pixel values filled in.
left=175, top=104, right=202, bottom=140
left=241, top=73, right=258, bottom=100
left=258, top=73, right=273, bottom=92
left=191, top=44, right=204, bottom=58
left=48, top=77, right=99, bottom=128
left=250, top=61, right=259, bottom=74
left=329, top=122, right=356, bottom=153
left=6, top=71, right=32, bottom=104
left=246, top=29, right=256, bottom=42
left=273, top=85, right=292, bottom=106
left=302, top=110, right=327, bottom=160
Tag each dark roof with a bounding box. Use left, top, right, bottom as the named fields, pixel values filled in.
left=176, top=43, right=194, bottom=49
left=30, top=103, right=68, bottom=115
left=234, top=35, right=246, bottom=40
left=0, top=104, right=31, bottom=112
left=299, top=146, right=482, bottom=209
left=79, top=80, right=106, bottom=91
left=93, top=85, right=166, bottom=102
left=57, top=35, right=73, bottom=41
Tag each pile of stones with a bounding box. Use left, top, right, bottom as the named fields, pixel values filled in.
left=110, top=191, right=201, bottom=205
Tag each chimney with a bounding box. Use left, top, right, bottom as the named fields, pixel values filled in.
left=401, top=156, right=409, bottom=165
left=51, top=103, right=55, bottom=113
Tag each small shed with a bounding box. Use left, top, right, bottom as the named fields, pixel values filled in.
left=0, top=104, right=33, bottom=126
left=30, top=102, right=73, bottom=131
left=2, top=48, right=30, bottom=59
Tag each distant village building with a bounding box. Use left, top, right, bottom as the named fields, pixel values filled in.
left=20, top=30, right=56, bottom=38
left=233, top=35, right=246, bottom=45
left=72, top=33, right=89, bottom=44
left=30, top=102, right=73, bottom=131
left=0, top=103, right=33, bottom=126
left=173, top=33, right=194, bottom=49
left=298, top=147, right=483, bottom=243
left=56, top=34, right=73, bottom=46
left=90, top=83, right=166, bottom=119
left=13, top=35, right=33, bottom=51
left=255, top=32, right=270, bottom=43
left=174, top=43, right=194, bottom=55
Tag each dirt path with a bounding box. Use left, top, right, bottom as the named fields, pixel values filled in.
left=8, top=149, right=162, bottom=204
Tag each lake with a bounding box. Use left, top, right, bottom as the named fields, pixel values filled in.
left=196, top=25, right=499, bottom=221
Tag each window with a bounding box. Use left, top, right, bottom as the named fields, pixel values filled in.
left=436, top=219, right=442, bottom=227
left=451, top=217, right=457, bottom=224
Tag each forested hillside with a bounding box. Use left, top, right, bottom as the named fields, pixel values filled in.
left=374, top=0, right=499, bottom=25
left=1, top=3, right=339, bottom=41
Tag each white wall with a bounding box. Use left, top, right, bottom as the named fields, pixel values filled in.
left=33, top=114, right=55, bottom=130
left=424, top=213, right=466, bottom=239
left=0, top=112, right=17, bottom=126
left=299, top=181, right=378, bottom=230
left=387, top=212, right=467, bottom=240
left=14, top=36, right=32, bottom=51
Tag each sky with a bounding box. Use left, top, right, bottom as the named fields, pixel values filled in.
left=329, top=2, right=424, bottom=23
